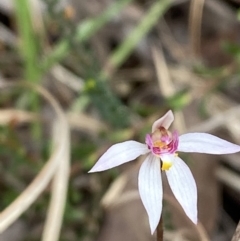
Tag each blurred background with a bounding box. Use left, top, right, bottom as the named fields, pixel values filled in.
left=0, top=0, right=240, bottom=240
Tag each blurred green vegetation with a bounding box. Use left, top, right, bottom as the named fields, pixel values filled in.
left=1, top=0, right=240, bottom=240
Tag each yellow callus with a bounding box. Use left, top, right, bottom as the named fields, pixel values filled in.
left=153, top=140, right=166, bottom=148
left=161, top=161, right=172, bottom=171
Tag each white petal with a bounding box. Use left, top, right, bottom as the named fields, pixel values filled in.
left=138, top=154, right=163, bottom=234
left=152, top=110, right=174, bottom=132
left=178, top=133, right=240, bottom=154
left=166, top=157, right=197, bottom=224
left=89, top=141, right=149, bottom=172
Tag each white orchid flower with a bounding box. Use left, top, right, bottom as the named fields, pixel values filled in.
left=89, top=110, right=240, bottom=234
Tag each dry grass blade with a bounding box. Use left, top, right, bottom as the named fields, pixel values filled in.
left=231, top=221, right=240, bottom=241
left=151, top=45, right=174, bottom=97
left=151, top=45, right=186, bottom=132
left=0, top=82, right=70, bottom=239
left=101, top=174, right=128, bottom=208
left=28, top=0, right=45, bottom=36
left=189, top=0, right=205, bottom=57
left=158, top=20, right=186, bottom=63
left=51, top=65, right=84, bottom=92
left=0, top=22, right=17, bottom=46
left=188, top=105, right=240, bottom=133
left=67, top=112, right=107, bottom=134
left=42, top=120, right=70, bottom=241
left=0, top=109, right=38, bottom=124
left=164, top=194, right=210, bottom=241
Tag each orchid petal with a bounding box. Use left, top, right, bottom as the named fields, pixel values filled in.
left=178, top=133, right=240, bottom=154
left=166, top=157, right=197, bottom=224
left=152, top=110, right=174, bottom=132
left=89, top=141, right=149, bottom=172
left=138, top=154, right=162, bottom=234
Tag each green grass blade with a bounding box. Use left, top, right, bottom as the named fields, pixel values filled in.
left=103, top=0, right=171, bottom=77
left=14, top=0, right=42, bottom=138
left=42, top=0, right=133, bottom=71
left=14, top=0, right=40, bottom=82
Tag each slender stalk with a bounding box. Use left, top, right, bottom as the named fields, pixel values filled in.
left=156, top=215, right=163, bottom=241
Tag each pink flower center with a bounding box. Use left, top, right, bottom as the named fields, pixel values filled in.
left=145, top=127, right=179, bottom=156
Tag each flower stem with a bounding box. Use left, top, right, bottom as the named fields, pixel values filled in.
left=156, top=215, right=163, bottom=241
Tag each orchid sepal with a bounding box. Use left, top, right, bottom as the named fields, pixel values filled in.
left=89, top=140, right=149, bottom=173
left=178, top=133, right=240, bottom=154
